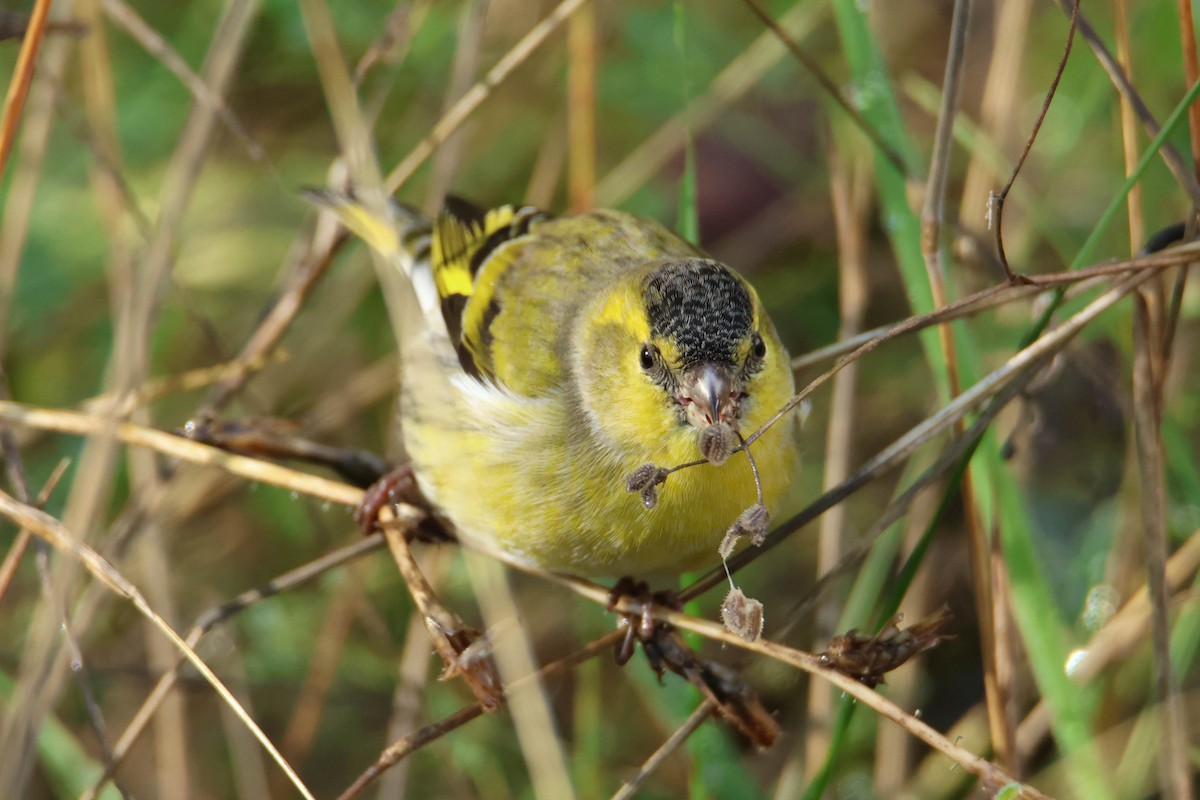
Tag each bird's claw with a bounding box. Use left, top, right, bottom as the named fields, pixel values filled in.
left=606, top=577, right=682, bottom=666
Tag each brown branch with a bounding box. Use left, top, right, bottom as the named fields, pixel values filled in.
left=993, top=0, right=1079, bottom=282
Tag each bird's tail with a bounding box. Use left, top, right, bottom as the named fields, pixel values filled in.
left=301, top=188, right=444, bottom=333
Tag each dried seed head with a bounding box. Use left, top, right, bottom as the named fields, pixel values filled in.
left=728, top=503, right=770, bottom=545
left=718, top=529, right=740, bottom=560
left=626, top=463, right=669, bottom=493
left=721, top=587, right=765, bottom=642
left=699, top=422, right=737, bottom=466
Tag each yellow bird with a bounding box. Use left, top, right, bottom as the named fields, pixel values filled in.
left=306, top=190, right=798, bottom=577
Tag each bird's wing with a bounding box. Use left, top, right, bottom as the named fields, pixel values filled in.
left=428, top=199, right=550, bottom=384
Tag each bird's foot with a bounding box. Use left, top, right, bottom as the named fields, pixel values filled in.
left=356, top=465, right=453, bottom=543
left=638, top=622, right=781, bottom=749
left=606, top=577, right=682, bottom=666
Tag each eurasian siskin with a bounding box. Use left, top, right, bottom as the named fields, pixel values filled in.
left=306, top=190, right=799, bottom=577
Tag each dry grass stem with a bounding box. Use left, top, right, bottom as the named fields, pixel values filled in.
left=1132, top=296, right=1193, bottom=798
left=0, top=0, right=51, bottom=181
left=804, top=134, right=869, bottom=780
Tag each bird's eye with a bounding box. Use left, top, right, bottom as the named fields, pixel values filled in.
left=751, top=333, right=766, bottom=360
left=639, top=344, right=657, bottom=371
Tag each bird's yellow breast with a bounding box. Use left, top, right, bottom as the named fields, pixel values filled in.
left=402, top=361, right=797, bottom=577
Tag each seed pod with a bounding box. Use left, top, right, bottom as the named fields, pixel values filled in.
left=727, top=503, right=769, bottom=545
left=718, top=529, right=740, bottom=560
left=721, top=586, right=765, bottom=642
left=699, top=422, right=737, bottom=466
left=626, top=463, right=669, bottom=493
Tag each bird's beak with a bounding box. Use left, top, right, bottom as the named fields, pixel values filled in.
left=677, top=362, right=740, bottom=429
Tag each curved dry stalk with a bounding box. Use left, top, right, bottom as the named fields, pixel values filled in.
left=993, top=0, right=1079, bottom=280
left=919, top=0, right=1015, bottom=771
left=0, top=491, right=316, bottom=800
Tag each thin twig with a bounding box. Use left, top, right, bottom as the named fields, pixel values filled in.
left=992, top=0, right=1079, bottom=281
left=957, top=0, right=1032, bottom=231
left=611, top=700, right=716, bottom=800
left=1050, top=0, right=1200, bottom=206
left=740, top=0, right=906, bottom=175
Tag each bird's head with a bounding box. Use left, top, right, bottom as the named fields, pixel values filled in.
left=572, top=258, right=793, bottom=463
